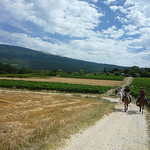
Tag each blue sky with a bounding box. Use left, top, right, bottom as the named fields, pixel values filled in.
left=0, top=0, right=150, bottom=67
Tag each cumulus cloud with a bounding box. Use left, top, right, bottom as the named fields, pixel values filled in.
left=1, top=28, right=149, bottom=67
left=109, top=0, right=150, bottom=56
left=102, top=26, right=124, bottom=39
left=110, top=6, right=128, bottom=13
left=104, top=0, right=116, bottom=5
left=0, top=0, right=103, bottom=37
left=110, top=0, right=150, bottom=27
left=0, top=0, right=150, bottom=67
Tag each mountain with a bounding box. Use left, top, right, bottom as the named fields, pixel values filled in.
left=0, top=44, right=124, bottom=72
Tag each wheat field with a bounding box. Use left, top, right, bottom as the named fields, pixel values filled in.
left=0, top=90, right=114, bottom=149
left=0, top=77, right=123, bottom=86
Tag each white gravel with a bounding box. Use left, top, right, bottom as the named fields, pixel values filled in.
left=58, top=97, right=149, bottom=150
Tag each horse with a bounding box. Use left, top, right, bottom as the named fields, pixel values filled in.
left=118, top=91, right=123, bottom=103
left=115, top=88, right=118, bottom=95
left=124, top=92, right=130, bottom=112
left=136, top=95, right=146, bottom=114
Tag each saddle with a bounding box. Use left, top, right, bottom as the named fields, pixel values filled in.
left=139, top=95, right=146, bottom=106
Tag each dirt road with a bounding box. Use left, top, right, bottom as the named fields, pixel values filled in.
left=59, top=97, right=149, bottom=150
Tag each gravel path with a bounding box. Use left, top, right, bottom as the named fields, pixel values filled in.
left=58, top=97, right=149, bottom=150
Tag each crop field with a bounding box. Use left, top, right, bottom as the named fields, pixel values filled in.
left=130, top=77, right=150, bottom=101
left=0, top=79, right=114, bottom=94
left=0, top=74, right=48, bottom=78
left=60, top=74, right=124, bottom=81
left=0, top=90, right=114, bottom=150
left=0, top=74, right=125, bottom=81
left=0, top=77, right=123, bottom=86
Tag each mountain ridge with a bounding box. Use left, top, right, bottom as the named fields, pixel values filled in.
left=0, top=44, right=124, bottom=72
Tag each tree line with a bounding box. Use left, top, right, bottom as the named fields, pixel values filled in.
left=109, top=66, right=150, bottom=77
left=0, top=62, right=32, bottom=74
left=0, top=61, right=150, bottom=78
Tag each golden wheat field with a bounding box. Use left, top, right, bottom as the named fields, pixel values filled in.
left=0, top=77, right=123, bottom=86
left=0, top=90, right=114, bottom=150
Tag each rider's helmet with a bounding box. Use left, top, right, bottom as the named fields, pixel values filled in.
left=127, top=86, right=130, bottom=88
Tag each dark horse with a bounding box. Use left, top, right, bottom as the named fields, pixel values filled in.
left=136, top=95, right=146, bottom=114
left=124, top=93, right=130, bottom=112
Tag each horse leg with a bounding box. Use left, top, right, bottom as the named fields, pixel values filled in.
left=142, top=105, right=144, bottom=114
left=124, top=104, right=127, bottom=112
left=139, top=106, right=141, bottom=112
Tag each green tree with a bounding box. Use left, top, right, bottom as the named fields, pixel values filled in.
left=111, top=67, right=120, bottom=73
left=79, top=70, right=85, bottom=76
left=48, top=69, right=59, bottom=76
left=103, top=68, right=107, bottom=73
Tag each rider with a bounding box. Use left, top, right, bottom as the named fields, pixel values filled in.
left=115, top=86, right=119, bottom=94
left=136, top=87, right=149, bottom=105
left=122, top=86, right=131, bottom=103
left=119, top=87, right=123, bottom=93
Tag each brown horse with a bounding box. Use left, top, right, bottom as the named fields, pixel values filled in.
left=124, top=92, right=130, bottom=112
left=137, top=95, right=146, bottom=114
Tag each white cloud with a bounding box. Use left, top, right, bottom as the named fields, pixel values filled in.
left=110, top=6, right=128, bottom=13
left=110, top=6, right=118, bottom=11
left=1, top=28, right=149, bottom=67
left=109, top=0, right=150, bottom=61
left=116, top=16, right=128, bottom=24
left=123, top=24, right=139, bottom=35
left=0, top=0, right=103, bottom=38
left=0, top=0, right=150, bottom=67
left=104, top=0, right=116, bottom=5
left=102, top=26, right=124, bottom=39
left=110, top=0, right=150, bottom=27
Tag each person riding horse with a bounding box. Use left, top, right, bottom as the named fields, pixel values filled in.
left=118, top=87, right=123, bottom=103
left=122, top=86, right=131, bottom=103
left=136, top=87, right=149, bottom=105
left=115, top=86, right=119, bottom=95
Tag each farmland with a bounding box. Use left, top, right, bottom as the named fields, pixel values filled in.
left=0, top=76, right=123, bottom=149
left=60, top=74, right=124, bottom=81
left=0, top=74, right=48, bottom=78
left=0, top=90, right=114, bottom=150
left=0, top=79, right=113, bottom=94
left=0, top=77, right=123, bottom=86
left=130, top=77, right=150, bottom=101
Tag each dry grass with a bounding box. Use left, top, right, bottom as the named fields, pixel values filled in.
left=0, top=77, right=123, bottom=86
left=0, top=90, right=114, bottom=150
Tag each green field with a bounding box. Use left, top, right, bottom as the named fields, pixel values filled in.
left=0, top=74, right=48, bottom=78
left=0, top=79, right=112, bottom=94
left=60, top=74, right=124, bottom=81
left=130, top=77, right=150, bottom=103
left=0, top=74, right=125, bottom=81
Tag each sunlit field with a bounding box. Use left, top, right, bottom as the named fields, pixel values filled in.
left=0, top=90, right=114, bottom=150
left=0, top=77, right=123, bottom=86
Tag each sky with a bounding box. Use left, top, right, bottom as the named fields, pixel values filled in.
left=0, top=0, right=150, bottom=68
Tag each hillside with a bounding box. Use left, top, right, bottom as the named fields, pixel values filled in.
left=0, top=44, right=124, bottom=72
